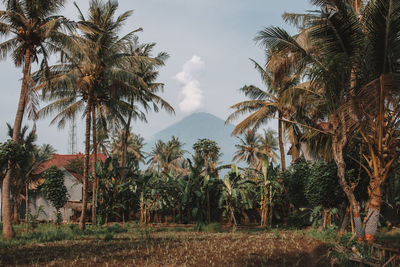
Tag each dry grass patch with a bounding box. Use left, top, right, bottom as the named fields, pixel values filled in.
left=0, top=230, right=329, bottom=266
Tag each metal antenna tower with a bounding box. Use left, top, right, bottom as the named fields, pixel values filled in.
left=68, top=116, right=77, bottom=154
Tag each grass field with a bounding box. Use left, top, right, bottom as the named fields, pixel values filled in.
left=0, top=223, right=333, bottom=267
left=2, top=223, right=400, bottom=266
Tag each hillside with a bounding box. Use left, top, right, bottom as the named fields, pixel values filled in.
left=145, top=112, right=237, bottom=165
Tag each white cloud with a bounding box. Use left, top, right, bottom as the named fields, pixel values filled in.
left=174, top=55, right=205, bottom=113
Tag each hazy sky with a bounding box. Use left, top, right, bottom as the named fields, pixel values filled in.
left=0, top=0, right=313, bottom=153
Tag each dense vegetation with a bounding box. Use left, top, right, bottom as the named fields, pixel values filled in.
left=0, top=1, right=400, bottom=265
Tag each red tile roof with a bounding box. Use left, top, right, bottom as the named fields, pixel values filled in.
left=30, top=153, right=107, bottom=190
left=35, top=153, right=107, bottom=174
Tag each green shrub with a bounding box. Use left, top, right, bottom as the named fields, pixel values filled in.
left=305, top=162, right=345, bottom=209
left=104, top=232, right=114, bottom=242
left=28, top=205, right=45, bottom=229
left=286, top=211, right=309, bottom=229
left=307, top=226, right=338, bottom=242
left=108, top=223, right=127, bottom=234
left=283, top=158, right=311, bottom=208
left=197, top=223, right=222, bottom=232
left=41, top=166, right=69, bottom=225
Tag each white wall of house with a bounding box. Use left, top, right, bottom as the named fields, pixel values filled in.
left=29, top=169, right=82, bottom=222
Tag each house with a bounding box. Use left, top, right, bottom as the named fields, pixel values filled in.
left=0, top=153, right=106, bottom=222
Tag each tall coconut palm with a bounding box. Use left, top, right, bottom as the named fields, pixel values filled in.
left=111, top=131, right=146, bottom=166
left=227, top=66, right=298, bottom=172
left=259, top=129, right=279, bottom=164
left=147, top=137, right=186, bottom=175
left=116, top=40, right=173, bottom=167
left=233, top=128, right=279, bottom=170
left=257, top=0, right=400, bottom=242
left=233, top=129, right=262, bottom=169
left=0, top=0, right=70, bottom=239
left=38, top=0, right=142, bottom=230
left=90, top=38, right=173, bottom=226
left=255, top=8, right=364, bottom=239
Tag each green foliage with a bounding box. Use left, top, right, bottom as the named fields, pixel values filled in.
left=104, top=232, right=114, bottom=242
left=28, top=206, right=45, bottom=229
left=387, top=165, right=400, bottom=223
left=193, top=138, right=221, bottom=176
left=0, top=223, right=129, bottom=249
left=219, top=165, right=255, bottom=225
left=286, top=211, right=309, bottom=229
left=193, top=138, right=221, bottom=162
left=306, top=226, right=339, bottom=243
left=283, top=158, right=311, bottom=208
left=305, top=162, right=344, bottom=209
left=41, top=166, right=69, bottom=214
left=0, top=140, right=27, bottom=170
left=107, top=223, right=126, bottom=234
left=147, top=136, right=185, bottom=174
left=301, top=206, right=339, bottom=228
left=97, top=157, right=139, bottom=223
left=197, top=223, right=222, bottom=232
left=256, top=160, right=285, bottom=225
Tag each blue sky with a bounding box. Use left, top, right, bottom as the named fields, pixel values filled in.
left=0, top=0, right=313, bottom=153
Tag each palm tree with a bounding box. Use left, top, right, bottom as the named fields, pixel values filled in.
left=227, top=63, right=299, bottom=172
left=233, top=129, right=262, bottom=169
left=88, top=24, right=173, bottom=227
left=111, top=131, right=146, bottom=166
left=257, top=0, right=400, bottom=241
left=5, top=124, right=55, bottom=227
left=147, top=137, right=186, bottom=175
left=259, top=129, right=279, bottom=165
left=117, top=40, right=173, bottom=167
left=233, top=128, right=279, bottom=171
left=39, top=0, right=142, bottom=230
left=0, top=0, right=70, bottom=239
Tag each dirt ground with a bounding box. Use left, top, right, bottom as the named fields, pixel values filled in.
left=0, top=230, right=330, bottom=267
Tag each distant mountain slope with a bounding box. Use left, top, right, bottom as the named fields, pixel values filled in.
left=144, top=112, right=237, bottom=165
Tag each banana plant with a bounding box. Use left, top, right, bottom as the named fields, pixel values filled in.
left=219, top=165, right=255, bottom=226
left=257, top=155, right=283, bottom=227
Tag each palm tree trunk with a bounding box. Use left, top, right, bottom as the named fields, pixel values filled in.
left=2, top=48, right=32, bottom=239
left=79, top=96, right=92, bottom=230
left=122, top=98, right=134, bottom=167
left=278, top=112, right=286, bottom=172
left=364, top=178, right=384, bottom=243
left=339, top=206, right=350, bottom=235
left=207, top=190, right=211, bottom=223
left=91, top=105, right=98, bottom=227
left=140, top=192, right=144, bottom=225
left=362, top=75, right=390, bottom=243
left=25, top=181, right=29, bottom=232
left=322, top=209, right=330, bottom=229
left=331, top=125, right=363, bottom=241
left=12, top=198, right=19, bottom=224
